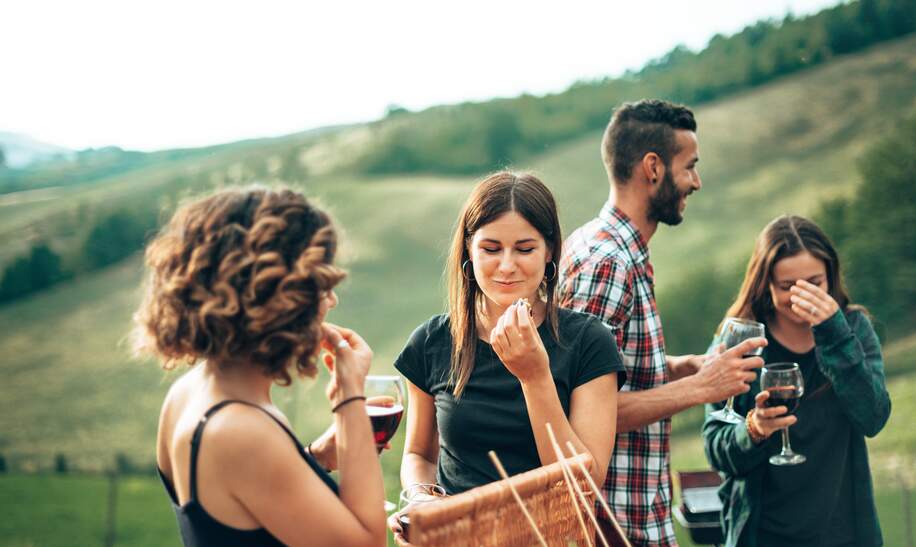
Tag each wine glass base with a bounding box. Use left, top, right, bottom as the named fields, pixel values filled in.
left=709, top=408, right=744, bottom=424
left=769, top=453, right=806, bottom=466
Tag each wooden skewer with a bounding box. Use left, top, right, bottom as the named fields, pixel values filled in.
left=566, top=441, right=633, bottom=547
left=550, top=436, right=610, bottom=547
left=545, top=426, right=609, bottom=547
left=487, top=450, right=549, bottom=547
left=545, top=423, right=594, bottom=547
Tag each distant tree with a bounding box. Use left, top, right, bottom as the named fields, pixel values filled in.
left=28, top=243, right=64, bottom=288
left=0, top=146, right=6, bottom=168
left=55, top=453, right=69, bottom=474
left=658, top=264, right=744, bottom=356
left=0, top=256, right=32, bottom=301
left=0, top=453, right=7, bottom=473
left=83, top=210, right=151, bottom=269
left=816, top=115, right=916, bottom=333
left=825, top=4, right=869, bottom=54
left=385, top=104, right=409, bottom=117
left=483, top=108, right=522, bottom=168
left=0, top=242, right=64, bottom=302
left=857, top=0, right=883, bottom=41
left=885, top=0, right=916, bottom=37
left=115, top=452, right=134, bottom=475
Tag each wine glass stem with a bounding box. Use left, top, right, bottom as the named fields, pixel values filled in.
left=724, top=396, right=736, bottom=412
left=781, top=427, right=792, bottom=454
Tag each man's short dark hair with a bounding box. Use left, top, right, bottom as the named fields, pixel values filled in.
left=601, top=99, right=696, bottom=184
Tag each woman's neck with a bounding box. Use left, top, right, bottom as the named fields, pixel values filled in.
left=201, top=359, right=275, bottom=406
left=768, top=314, right=815, bottom=354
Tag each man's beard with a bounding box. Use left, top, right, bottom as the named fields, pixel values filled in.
left=648, top=170, right=685, bottom=226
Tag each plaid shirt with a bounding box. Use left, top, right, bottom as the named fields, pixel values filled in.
left=559, top=203, right=676, bottom=547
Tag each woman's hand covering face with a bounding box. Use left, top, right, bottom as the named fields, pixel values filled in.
left=789, top=279, right=839, bottom=327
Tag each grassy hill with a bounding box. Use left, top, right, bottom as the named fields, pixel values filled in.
left=1, top=33, right=915, bottom=470
left=1, top=35, right=915, bottom=547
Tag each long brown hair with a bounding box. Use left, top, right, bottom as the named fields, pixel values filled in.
left=726, top=215, right=852, bottom=323
left=446, top=172, right=562, bottom=397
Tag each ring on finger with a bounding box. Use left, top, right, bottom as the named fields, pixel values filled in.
left=337, top=339, right=349, bottom=349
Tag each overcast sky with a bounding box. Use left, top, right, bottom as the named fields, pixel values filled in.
left=2, top=0, right=840, bottom=151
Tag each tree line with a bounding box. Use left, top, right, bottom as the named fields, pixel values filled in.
left=0, top=148, right=310, bottom=305
left=0, top=206, right=159, bottom=303
left=355, top=0, right=916, bottom=176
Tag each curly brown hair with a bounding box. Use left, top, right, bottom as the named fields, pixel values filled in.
left=132, top=186, right=346, bottom=385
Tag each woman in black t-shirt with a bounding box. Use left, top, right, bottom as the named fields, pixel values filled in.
left=389, top=172, right=625, bottom=543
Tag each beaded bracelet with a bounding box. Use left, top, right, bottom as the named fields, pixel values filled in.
left=745, top=409, right=767, bottom=444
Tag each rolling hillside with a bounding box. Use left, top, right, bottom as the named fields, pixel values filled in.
left=1, top=35, right=915, bottom=474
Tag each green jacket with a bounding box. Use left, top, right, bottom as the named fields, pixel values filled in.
left=702, top=309, right=891, bottom=547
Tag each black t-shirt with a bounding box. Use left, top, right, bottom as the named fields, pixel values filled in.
left=758, top=333, right=857, bottom=547
left=394, top=307, right=625, bottom=494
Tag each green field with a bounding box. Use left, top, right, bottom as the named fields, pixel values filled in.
left=1, top=478, right=911, bottom=547
left=1, top=36, right=915, bottom=546
left=3, top=365, right=913, bottom=546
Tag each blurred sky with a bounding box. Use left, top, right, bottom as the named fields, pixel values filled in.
left=2, top=0, right=840, bottom=151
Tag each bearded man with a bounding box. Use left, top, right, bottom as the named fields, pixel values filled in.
left=559, top=99, right=765, bottom=546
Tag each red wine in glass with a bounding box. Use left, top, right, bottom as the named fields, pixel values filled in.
left=364, top=375, right=405, bottom=448
left=367, top=403, right=404, bottom=446
left=397, top=483, right=446, bottom=542
left=398, top=514, right=411, bottom=541
left=761, top=362, right=806, bottom=466
left=364, top=375, right=405, bottom=511
left=764, top=385, right=801, bottom=415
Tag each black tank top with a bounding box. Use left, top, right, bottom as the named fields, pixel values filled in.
left=158, top=400, right=339, bottom=546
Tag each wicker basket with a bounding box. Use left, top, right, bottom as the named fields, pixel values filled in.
left=407, top=453, right=596, bottom=546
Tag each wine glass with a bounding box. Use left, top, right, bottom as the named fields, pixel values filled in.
left=708, top=317, right=766, bottom=424
left=364, top=375, right=405, bottom=449
left=760, top=362, right=806, bottom=466
left=364, top=375, right=405, bottom=510
left=397, top=483, right=447, bottom=542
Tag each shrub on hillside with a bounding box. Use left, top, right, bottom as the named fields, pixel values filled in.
left=815, top=115, right=916, bottom=335
left=0, top=242, right=66, bottom=302
left=658, top=264, right=745, bottom=356
left=55, top=453, right=68, bottom=474
left=83, top=209, right=157, bottom=270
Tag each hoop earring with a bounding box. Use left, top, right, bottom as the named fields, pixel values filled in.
left=462, top=259, right=475, bottom=281
left=544, top=261, right=557, bottom=282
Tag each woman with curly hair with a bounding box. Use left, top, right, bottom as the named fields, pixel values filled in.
left=134, top=187, right=387, bottom=546
left=702, top=215, right=891, bottom=547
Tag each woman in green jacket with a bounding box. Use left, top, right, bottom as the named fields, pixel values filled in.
left=702, top=215, right=891, bottom=547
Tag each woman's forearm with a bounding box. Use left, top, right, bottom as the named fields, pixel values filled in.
left=400, top=452, right=438, bottom=488
left=520, top=373, right=599, bottom=484
left=334, top=401, right=387, bottom=540
left=815, top=312, right=891, bottom=436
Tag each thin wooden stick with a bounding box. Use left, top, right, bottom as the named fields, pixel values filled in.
left=563, top=457, right=609, bottom=547
left=566, top=441, right=633, bottom=547
left=545, top=423, right=593, bottom=547
left=545, top=427, right=608, bottom=547
left=487, top=450, right=549, bottom=547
